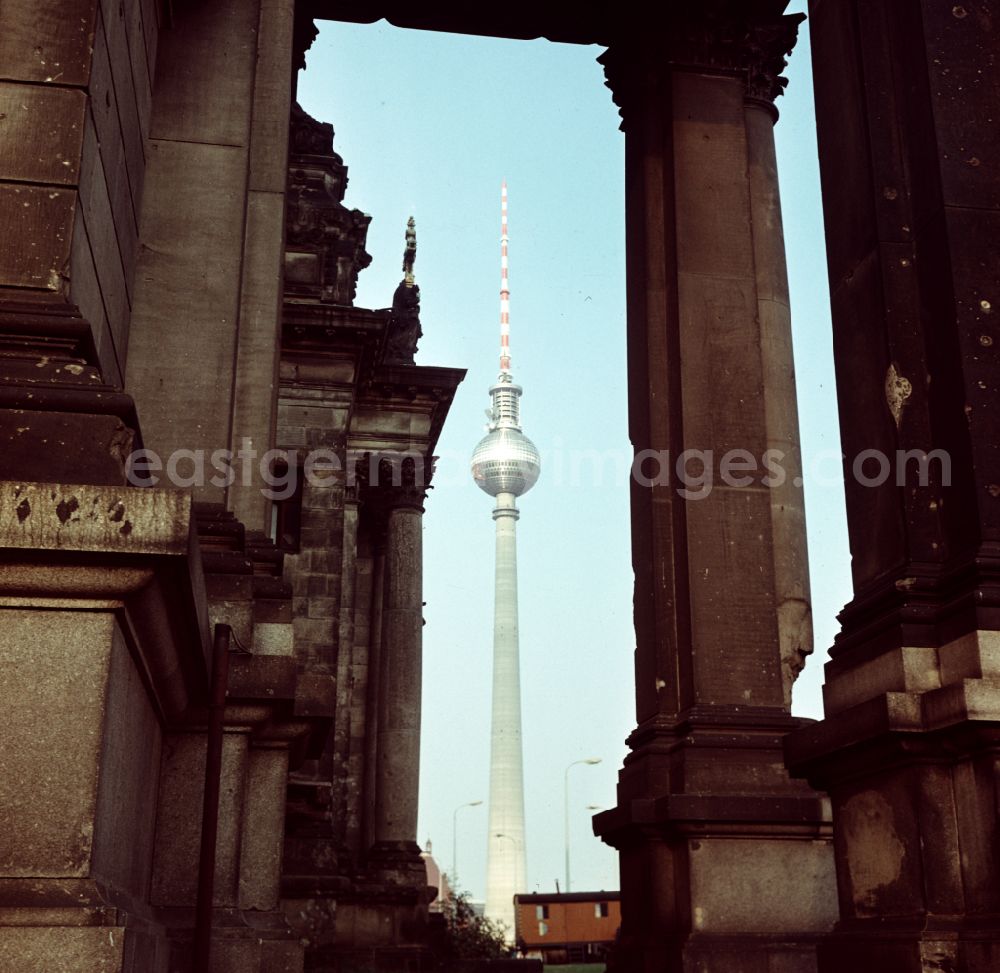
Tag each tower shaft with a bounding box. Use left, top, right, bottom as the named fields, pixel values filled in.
left=484, top=492, right=527, bottom=936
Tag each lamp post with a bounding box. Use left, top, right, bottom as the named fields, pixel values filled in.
left=564, top=758, right=601, bottom=893
left=494, top=832, right=523, bottom=892
left=452, top=799, right=483, bottom=886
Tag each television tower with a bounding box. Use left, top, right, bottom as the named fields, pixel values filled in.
left=470, top=183, right=541, bottom=939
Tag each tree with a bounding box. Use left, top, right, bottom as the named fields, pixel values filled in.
left=434, top=887, right=510, bottom=963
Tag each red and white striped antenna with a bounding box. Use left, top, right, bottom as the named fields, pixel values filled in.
left=500, top=181, right=511, bottom=375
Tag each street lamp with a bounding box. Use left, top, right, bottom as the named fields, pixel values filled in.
left=451, top=799, right=483, bottom=885
left=564, top=758, right=601, bottom=893
left=494, top=832, right=523, bottom=891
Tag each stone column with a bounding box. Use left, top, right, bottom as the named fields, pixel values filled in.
left=335, top=488, right=363, bottom=854
left=785, top=1, right=1000, bottom=968
left=372, top=479, right=425, bottom=862
left=375, top=494, right=423, bottom=854
left=362, top=539, right=387, bottom=857
left=593, top=5, right=836, bottom=970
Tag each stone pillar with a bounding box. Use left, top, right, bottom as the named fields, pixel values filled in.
left=593, top=5, right=836, bottom=970
left=362, top=539, right=387, bottom=857
left=335, top=490, right=363, bottom=854
left=745, top=95, right=814, bottom=705
left=126, top=0, right=294, bottom=532
left=373, top=484, right=425, bottom=860
left=310, top=463, right=431, bottom=971
left=152, top=708, right=308, bottom=973
left=785, top=2, right=1000, bottom=969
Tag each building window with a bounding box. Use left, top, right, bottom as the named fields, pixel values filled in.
left=538, top=921, right=548, bottom=937
left=269, top=461, right=303, bottom=552
left=595, top=901, right=609, bottom=918
left=535, top=904, right=549, bottom=920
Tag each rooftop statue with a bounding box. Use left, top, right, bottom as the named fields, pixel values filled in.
left=385, top=217, right=422, bottom=364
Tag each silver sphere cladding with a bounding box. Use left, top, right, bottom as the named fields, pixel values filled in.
left=470, top=427, right=541, bottom=497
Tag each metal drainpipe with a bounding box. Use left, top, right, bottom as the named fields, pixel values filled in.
left=192, top=623, right=231, bottom=973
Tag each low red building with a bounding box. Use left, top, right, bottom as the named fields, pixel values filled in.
left=514, top=892, right=621, bottom=964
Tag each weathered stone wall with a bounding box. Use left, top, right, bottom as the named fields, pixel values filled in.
left=0, top=0, right=159, bottom=386
left=276, top=387, right=353, bottom=871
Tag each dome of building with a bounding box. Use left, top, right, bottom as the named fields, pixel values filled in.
left=470, top=426, right=541, bottom=497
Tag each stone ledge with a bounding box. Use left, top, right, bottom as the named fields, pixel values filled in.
left=594, top=792, right=832, bottom=846
left=785, top=683, right=1000, bottom=789
left=0, top=926, right=123, bottom=972
left=0, top=480, right=211, bottom=724
left=1, top=481, right=192, bottom=556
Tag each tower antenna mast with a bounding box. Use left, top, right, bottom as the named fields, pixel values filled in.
left=500, top=181, right=511, bottom=375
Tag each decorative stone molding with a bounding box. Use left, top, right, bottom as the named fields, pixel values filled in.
left=0, top=301, right=142, bottom=484
left=599, top=4, right=804, bottom=128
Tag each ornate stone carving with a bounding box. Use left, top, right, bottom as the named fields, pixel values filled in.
left=289, top=104, right=338, bottom=158
left=384, top=217, right=422, bottom=365
left=356, top=451, right=428, bottom=521
left=285, top=103, right=372, bottom=306
left=599, top=4, right=804, bottom=128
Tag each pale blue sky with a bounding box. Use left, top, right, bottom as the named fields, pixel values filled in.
left=298, top=0, right=852, bottom=900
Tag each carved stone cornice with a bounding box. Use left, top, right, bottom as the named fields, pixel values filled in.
left=0, top=301, right=143, bottom=483
left=599, top=4, right=804, bottom=129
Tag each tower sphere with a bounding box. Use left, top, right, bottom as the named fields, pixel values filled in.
left=470, top=426, right=541, bottom=497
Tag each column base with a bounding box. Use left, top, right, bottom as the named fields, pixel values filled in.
left=281, top=843, right=433, bottom=972
left=161, top=907, right=305, bottom=973
left=367, top=840, right=429, bottom=887
left=815, top=917, right=1000, bottom=973
left=597, top=708, right=837, bottom=973
left=786, top=677, right=1000, bottom=973
left=281, top=886, right=433, bottom=973
left=606, top=932, right=823, bottom=973
left=304, top=944, right=434, bottom=973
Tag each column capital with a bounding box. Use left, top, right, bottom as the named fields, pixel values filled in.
left=599, top=5, right=804, bottom=129
left=355, top=452, right=428, bottom=522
